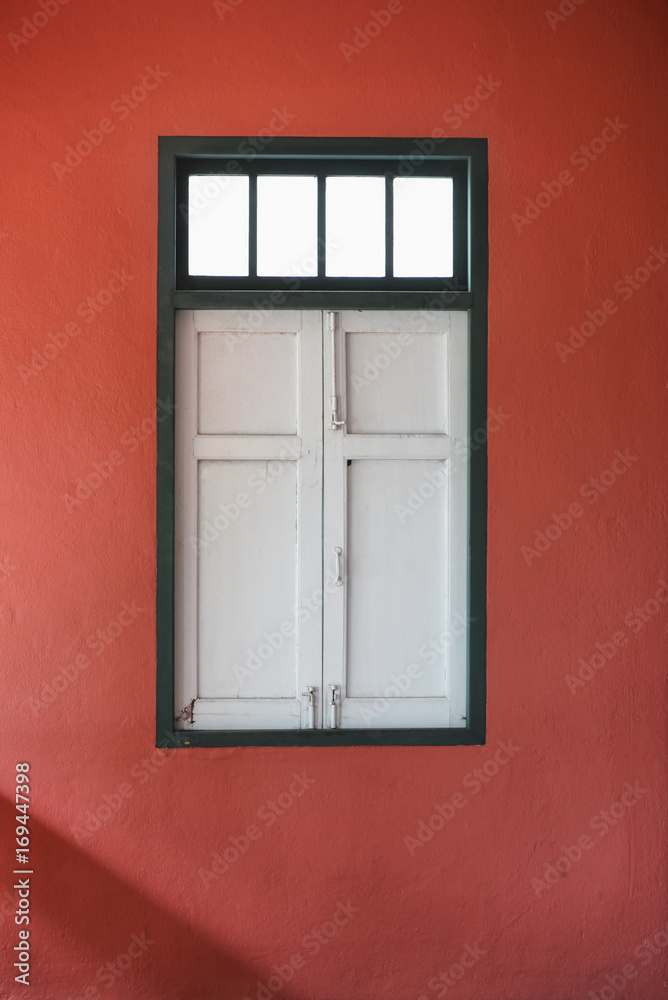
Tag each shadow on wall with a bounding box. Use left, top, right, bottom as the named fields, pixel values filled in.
left=0, top=794, right=262, bottom=1000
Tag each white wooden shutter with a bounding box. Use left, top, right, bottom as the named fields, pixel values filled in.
left=322, top=310, right=469, bottom=729
left=174, top=309, right=468, bottom=732
left=174, top=310, right=322, bottom=730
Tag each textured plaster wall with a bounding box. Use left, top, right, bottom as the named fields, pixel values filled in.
left=1, top=0, right=667, bottom=997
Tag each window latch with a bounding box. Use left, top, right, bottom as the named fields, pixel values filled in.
left=302, top=686, right=316, bottom=729
left=330, top=396, right=345, bottom=431
left=327, top=311, right=345, bottom=430
left=328, top=685, right=339, bottom=729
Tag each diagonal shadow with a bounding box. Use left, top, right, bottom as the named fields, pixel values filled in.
left=0, top=794, right=262, bottom=1000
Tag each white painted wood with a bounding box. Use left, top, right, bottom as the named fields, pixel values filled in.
left=198, top=328, right=297, bottom=435
left=340, top=698, right=454, bottom=729
left=193, top=309, right=303, bottom=332
left=336, top=310, right=452, bottom=334
left=346, top=330, right=446, bottom=434
left=322, top=311, right=347, bottom=728
left=346, top=459, right=447, bottom=699
left=291, top=311, right=324, bottom=727
left=342, top=435, right=452, bottom=461
left=193, top=435, right=301, bottom=461
left=175, top=308, right=470, bottom=732
left=323, top=311, right=469, bottom=729
left=444, top=310, right=469, bottom=727
left=191, top=699, right=301, bottom=731
left=198, top=459, right=298, bottom=700
left=174, top=310, right=198, bottom=728
left=174, top=310, right=322, bottom=730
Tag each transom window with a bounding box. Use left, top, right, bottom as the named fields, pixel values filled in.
left=187, top=172, right=455, bottom=280
left=174, top=146, right=468, bottom=293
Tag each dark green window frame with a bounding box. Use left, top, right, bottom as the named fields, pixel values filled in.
left=157, top=136, right=488, bottom=747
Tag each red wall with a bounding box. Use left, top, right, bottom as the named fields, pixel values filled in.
left=2, top=0, right=667, bottom=997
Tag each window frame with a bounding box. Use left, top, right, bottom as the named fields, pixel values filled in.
left=157, top=135, right=488, bottom=748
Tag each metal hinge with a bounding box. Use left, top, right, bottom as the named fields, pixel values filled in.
left=328, top=685, right=339, bottom=728
left=302, top=686, right=316, bottom=729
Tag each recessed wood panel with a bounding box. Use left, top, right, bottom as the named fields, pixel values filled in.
left=198, top=330, right=297, bottom=435
left=198, top=460, right=298, bottom=699
left=345, top=459, right=447, bottom=699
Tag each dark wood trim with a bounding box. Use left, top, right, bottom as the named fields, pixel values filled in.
left=466, top=141, right=488, bottom=744
left=248, top=173, right=257, bottom=279
left=385, top=174, right=394, bottom=280
left=171, top=290, right=474, bottom=311
left=317, top=175, right=326, bottom=280
left=159, top=135, right=486, bottom=160
left=158, top=725, right=485, bottom=749
left=156, top=140, right=177, bottom=744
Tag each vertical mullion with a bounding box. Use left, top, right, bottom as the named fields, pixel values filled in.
left=317, top=175, right=326, bottom=279
left=297, top=312, right=325, bottom=727
left=322, top=310, right=346, bottom=727
left=249, top=173, right=257, bottom=279
left=385, top=174, right=393, bottom=279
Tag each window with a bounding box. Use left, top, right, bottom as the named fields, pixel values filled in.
left=157, top=137, right=488, bottom=746
left=174, top=145, right=468, bottom=293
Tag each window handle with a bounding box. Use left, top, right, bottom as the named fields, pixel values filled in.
left=334, top=546, right=343, bottom=586
left=302, top=686, right=316, bottom=729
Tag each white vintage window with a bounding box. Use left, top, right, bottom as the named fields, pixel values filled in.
left=174, top=309, right=469, bottom=731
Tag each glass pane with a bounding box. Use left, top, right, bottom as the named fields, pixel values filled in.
left=393, top=177, right=453, bottom=277
left=188, top=175, right=249, bottom=276
left=326, top=176, right=385, bottom=277
left=257, top=176, right=318, bottom=276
